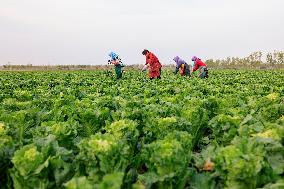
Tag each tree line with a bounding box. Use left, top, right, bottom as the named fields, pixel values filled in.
left=205, top=51, right=284, bottom=69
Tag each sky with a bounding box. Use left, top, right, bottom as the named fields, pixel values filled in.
left=0, top=0, right=283, bottom=65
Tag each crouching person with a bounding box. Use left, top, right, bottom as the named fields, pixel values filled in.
left=191, top=56, right=208, bottom=78
left=173, top=56, right=190, bottom=77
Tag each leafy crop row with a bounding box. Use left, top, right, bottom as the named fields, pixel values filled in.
left=0, top=70, right=283, bottom=189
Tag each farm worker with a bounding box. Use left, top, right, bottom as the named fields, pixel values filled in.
left=191, top=56, right=209, bottom=78
left=173, top=56, right=190, bottom=77
left=142, top=49, right=162, bottom=79
left=108, top=52, right=125, bottom=79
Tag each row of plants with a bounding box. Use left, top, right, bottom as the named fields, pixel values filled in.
left=0, top=70, right=283, bottom=188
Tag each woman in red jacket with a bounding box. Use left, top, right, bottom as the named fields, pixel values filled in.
left=191, top=56, right=209, bottom=78
left=142, top=49, right=162, bottom=79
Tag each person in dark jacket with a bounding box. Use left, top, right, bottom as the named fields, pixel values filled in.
left=191, top=56, right=208, bottom=78
left=173, top=56, right=190, bottom=77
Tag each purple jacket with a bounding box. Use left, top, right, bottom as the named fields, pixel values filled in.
left=173, top=56, right=190, bottom=72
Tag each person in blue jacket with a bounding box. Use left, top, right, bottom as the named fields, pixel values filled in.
left=173, top=56, right=190, bottom=77
left=108, top=52, right=125, bottom=79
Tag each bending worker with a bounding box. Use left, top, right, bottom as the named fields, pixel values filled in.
left=191, top=56, right=209, bottom=78
left=173, top=56, right=190, bottom=77
left=108, top=51, right=125, bottom=79
left=142, top=49, right=162, bottom=79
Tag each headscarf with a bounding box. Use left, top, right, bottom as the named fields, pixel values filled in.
left=173, top=56, right=180, bottom=63
left=109, top=52, right=119, bottom=60
left=191, top=56, right=198, bottom=61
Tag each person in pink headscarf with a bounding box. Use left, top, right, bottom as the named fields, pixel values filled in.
left=191, top=56, right=209, bottom=78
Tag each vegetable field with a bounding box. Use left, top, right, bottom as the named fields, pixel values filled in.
left=0, top=70, right=284, bottom=189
